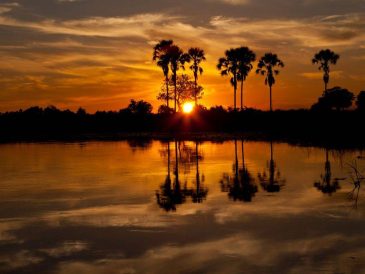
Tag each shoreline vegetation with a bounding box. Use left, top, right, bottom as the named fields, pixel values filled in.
left=1, top=105, right=364, bottom=149
left=2, top=42, right=365, bottom=148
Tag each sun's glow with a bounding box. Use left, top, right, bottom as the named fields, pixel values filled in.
left=183, top=102, right=194, bottom=114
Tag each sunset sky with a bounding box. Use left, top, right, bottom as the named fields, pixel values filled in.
left=0, top=0, right=364, bottom=112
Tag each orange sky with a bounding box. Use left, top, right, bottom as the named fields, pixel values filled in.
left=0, top=1, right=364, bottom=112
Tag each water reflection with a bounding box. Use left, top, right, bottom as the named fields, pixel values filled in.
left=188, top=142, right=208, bottom=203
left=156, top=141, right=186, bottom=211
left=127, top=139, right=153, bottom=152
left=314, top=149, right=342, bottom=195
left=156, top=141, right=208, bottom=211
left=348, top=160, right=365, bottom=208
left=220, top=140, right=258, bottom=202
left=0, top=140, right=364, bottom=274
left=257, top=141, right=285, bottom=193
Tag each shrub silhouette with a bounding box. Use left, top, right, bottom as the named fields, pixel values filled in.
left=126, top=99, right=153, bottom=114
left=311, top=87, right=354, bottom=111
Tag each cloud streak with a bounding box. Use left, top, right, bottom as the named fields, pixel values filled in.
left=0, top=1, right=364, bottom=111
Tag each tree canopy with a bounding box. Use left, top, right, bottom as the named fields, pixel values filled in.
left=311, top=87, right=354, bottom=111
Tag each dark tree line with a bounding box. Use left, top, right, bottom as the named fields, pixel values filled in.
left=1, top=102, right=365, bottom=146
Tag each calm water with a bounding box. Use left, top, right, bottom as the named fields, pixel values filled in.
left=0, top=140, right=364, bottom=274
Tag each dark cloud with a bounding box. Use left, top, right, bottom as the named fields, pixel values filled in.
left=4, top=0, right=365, bottom=23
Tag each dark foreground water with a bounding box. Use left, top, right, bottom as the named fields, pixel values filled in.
left=0, top=140, right=364, bottom=274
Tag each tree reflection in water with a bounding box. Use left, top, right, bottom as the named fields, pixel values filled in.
left=156, top=141, right=185, bottom=211
left=314, top=149, right=342, bottom=195
left=156, top=141, right=208, bottom=211
left=189, top=142, right=208, bottom=203
left=257, top=141, right=285, bottom=193
left=220, top=140, right=258, bottom=202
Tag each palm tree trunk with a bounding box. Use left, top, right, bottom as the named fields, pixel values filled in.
left=241, top=139, right=244, bottom=168
left=240, top=80, right=243, bottom=111
left=195, top=142, right=199, bottom=192
left=194, top=72, right=198, bottom=106
left=174, top=74, right=177, bottom=113
left=166, top=76, right=169, bottom=108
left=324, top=72, right=329, bottom=94
left=175, top=141, right=179, bottom=181
left=269, top=85, right=273, bottom=112
left=234, top=87, right=237, bottom=111
left=234, top=75, right=237, bottom=111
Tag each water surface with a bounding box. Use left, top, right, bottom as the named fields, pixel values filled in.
left=0, top=140, right=364, bottom=274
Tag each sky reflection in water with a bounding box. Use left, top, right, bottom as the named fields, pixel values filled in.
left=0, top=140, right=364, bottom=274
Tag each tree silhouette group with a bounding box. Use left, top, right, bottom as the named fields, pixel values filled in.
left=153, top=41, right=363, bottom=112
left=153, top=40, right=206, bottom=112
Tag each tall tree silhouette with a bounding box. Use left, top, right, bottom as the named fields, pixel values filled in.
left=257, top=141, right=285, bottom=192
left=188, top=48, right=206, bottom=106
left=169, top=46, right=190, bottom=112
left=236, top=47, right=256, bottom=110
left=256, top=53, right=284, bottom=112
left=153, top=40, right=173, bottom=109
left=217, top=49, right=240, bottom=111
left=312, top=49, right=340, bottom=93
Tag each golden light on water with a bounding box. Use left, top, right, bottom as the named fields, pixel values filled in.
left=183, top=102, right=194, bottom=114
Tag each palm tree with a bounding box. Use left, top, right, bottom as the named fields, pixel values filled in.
left=217, top=49, right=240, bottom=111
left=188, top=48, right=206, bottom=105
left=256, top=53, right=284, bottom=112
left=169, top=45, right=190, bottom=112
left=312, top=49, right=340, bottom=93
left=236, top=47, right=256, bottom=110
left=153, top=40, right=173, bottom=108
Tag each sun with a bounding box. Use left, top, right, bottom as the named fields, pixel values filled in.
left=182, top=102, right=194, bottom=114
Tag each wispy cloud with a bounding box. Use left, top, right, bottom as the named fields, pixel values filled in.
left=208, top=0, right=250, bottom=5
left=0, top=6, right=364, bottom=111
left=0, top=13, right=181, bottom=38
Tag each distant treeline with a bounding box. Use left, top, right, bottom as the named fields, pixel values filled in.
left=1, top=102, right=364, bottom=147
